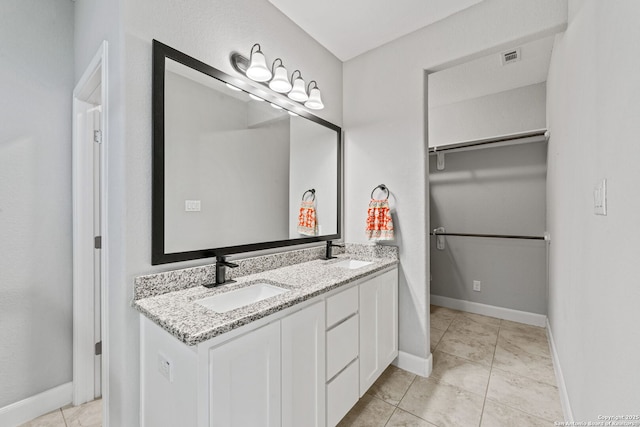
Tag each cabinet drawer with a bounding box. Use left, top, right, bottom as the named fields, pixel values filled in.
left=326, top=286, right=358, bottom=328
left=326, top=359, right=359, bottom=427
left=326, top=314, right=358, bottom=380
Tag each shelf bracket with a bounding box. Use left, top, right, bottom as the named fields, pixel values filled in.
left=434, top=227, right=446, bottom=250
left=436, top=152, right=445, bottom=170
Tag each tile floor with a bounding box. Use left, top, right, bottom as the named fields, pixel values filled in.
left=19, top=398, right=101, bottom=427
left=338, top=305, right=563, bottom=426
left=22, top=307, right=561, bottom=427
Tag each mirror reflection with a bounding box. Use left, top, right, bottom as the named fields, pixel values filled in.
left=156, top=50, right=340, bottom=262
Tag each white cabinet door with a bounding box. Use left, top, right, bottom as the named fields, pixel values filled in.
left=281, top=301, right=325, bottom=427
left=208, top=321, right=281, bottom=427
left=359, top=269, right=398, bottom=395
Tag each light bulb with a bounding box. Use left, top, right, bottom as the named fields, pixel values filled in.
left=246, top=46, right=272, bottom=82
left=288, top=77, right=308, bottom=102
left=269, top=65, right=292, bottom=93
left=305, top=87, right=324, bottom=110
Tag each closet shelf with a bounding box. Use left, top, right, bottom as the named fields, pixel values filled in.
left=430, top=230, right=546, bottom=241
left=428, top=128, right=548, bottom=155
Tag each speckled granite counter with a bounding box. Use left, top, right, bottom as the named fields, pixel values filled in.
left=133, top=245, right=398, bottom=346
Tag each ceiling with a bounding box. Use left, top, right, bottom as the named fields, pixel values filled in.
left=428, top=35, right=556, bottom=108
left=268, top=0, right=484, bottom=61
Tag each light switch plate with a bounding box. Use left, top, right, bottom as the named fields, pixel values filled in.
left=185, top=200, right=201, bottom=212
left=594, top=179, right=607, bottom=215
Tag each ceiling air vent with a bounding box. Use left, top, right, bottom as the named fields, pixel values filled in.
left=501, top=48, right=521, bottom=65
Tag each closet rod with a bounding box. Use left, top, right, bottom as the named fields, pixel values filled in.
left=430, top=231, right=545, bottom=241
left=428, top=129, right=548, bottom=154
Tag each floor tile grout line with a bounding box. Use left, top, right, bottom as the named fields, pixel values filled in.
left=479, top=321, right=501, bottom=426
left=60, top=407, right=69, bottom=427
left=396, top=374, right=418, bottom=409
left=483, top=396, right=560, bottom=424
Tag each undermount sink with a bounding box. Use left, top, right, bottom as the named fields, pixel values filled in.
left=196, top=283, right=288, bottom=313
left=331, top=259, right=373, bottom=270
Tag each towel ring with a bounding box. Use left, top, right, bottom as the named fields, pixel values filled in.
left=370, top=184, right=389, bottom=200
left=302, top=189, right=316, bottom=201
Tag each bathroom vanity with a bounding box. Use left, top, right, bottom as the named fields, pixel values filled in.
left=135, top=248, right=398, bottom=427
left=139, top=42, right=397, bottom=426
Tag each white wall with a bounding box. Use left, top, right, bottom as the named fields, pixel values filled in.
left=0, top=0, right=74, bottom=408
left=343, top=0, right=567, bottom=365
left=546, top=0, right=640, bottom=418
left=429, top=83, right=547, bottom=145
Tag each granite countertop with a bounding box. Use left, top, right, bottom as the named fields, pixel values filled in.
left=134, top=253, right=398, bottom=346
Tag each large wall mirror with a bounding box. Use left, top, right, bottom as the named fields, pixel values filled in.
left=152, top=40, right=342, bottom=264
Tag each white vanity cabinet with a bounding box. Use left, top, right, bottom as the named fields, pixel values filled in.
left=281, top=301, right=325, bottom=427
left=359, top=269, right=399, bottom=395
left=208, top=321, right=281, bottom=427
left=141, top=300, right=325, bottom=427
left=140, top=266, right=398, bottom=427
left=207, top=300, right=325, bottom=427
left=325, top=286, right=359, bottom=427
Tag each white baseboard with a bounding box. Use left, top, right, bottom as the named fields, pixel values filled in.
left=0, top=382, right=72, bottom=427
left=546, top=319, right=574, bottom=422
left=430, top=295, right=547, bottom=327
left=393, top=351, right=432, bottom=377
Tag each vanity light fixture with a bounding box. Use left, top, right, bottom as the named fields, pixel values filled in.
left=304, top=81, right=324, bottom=110
left=288, top=70, right=309, bottom=102
left=268, top=59, right=292, bottom=93
left=231, top=44, right=325, bottom=110
left=245, top=44, right=272, bottom=82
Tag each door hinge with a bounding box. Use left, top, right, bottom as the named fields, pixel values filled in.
left=95, top=341, right=102, bottom=356
left=94, top=236, right=102, bottom=249
left=93, top=130, right=102, bottom=144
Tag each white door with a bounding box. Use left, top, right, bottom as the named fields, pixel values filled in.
left=281, top=302, right=326, bottom=427
left=91, top=107, right=102, bottom=398
left=72, top=98, right=103, bottom=404
left=209, top=322, right=281, bottom=427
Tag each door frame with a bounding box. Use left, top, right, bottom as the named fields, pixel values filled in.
left=72, top=41, right=109, bottom=424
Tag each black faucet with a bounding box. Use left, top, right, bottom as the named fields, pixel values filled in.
left=324, top=240, right=345, bottom=260
left=207, top=255, right=239, bottom=287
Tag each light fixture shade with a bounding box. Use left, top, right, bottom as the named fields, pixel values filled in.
left=246, top=50, right=272, bottom=82
left=288, top=77, right=308, bottom=102
left=305, top=87, right=324, bottom=110
left=269, top=65, right=292, bottom=93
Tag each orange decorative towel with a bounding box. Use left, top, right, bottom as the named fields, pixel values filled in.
left=298, top=200, right=318, bottom=236
left=366, top=199, right=394, bottom=241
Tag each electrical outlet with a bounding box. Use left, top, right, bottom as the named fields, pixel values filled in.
left=473, top=280, right=481, bottom=292
left=158, top=353, right=173, bottom=382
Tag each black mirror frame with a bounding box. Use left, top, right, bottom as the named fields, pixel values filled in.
left=152, top=40, right=342, bottom=265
